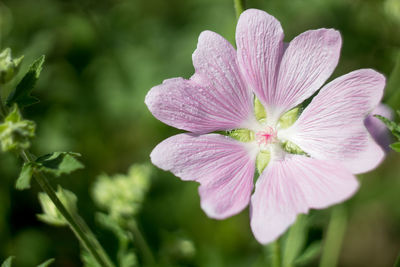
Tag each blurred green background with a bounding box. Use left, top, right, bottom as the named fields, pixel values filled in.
left=0, top=0, right=400, bottom=266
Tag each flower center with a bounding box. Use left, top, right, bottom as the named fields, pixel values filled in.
left=255, top=126, right=278, bottom=147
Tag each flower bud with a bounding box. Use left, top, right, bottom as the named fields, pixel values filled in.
left=92, top=164, right=152, bottom=219
left=0, top=105, right=35, bottom=152
left=37, top=186, right=78, bottom=227
left=0, top=48, right=23, bottom=84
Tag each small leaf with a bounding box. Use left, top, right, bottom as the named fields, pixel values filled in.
left=294, top=241, right=322, bottom=266
left=390, top=142, right=400, bottom=152
left=1, top=257, right=14, bottom=267
left=6, top=55, right=45, bottom=108
left=374, top=115, right=400, bottom=140
left=15, top=163, right=34, bottom=190
left=36, top=152, right=84, bottom=177
left=37, top=259, right=54, bottom=267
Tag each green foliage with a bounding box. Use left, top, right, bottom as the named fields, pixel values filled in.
left=37, top=186, right=78, bottom=226
left=1, top=257, right=14, bottom=267
left=0, top=104, right=36, bottom=152
left=92, top=164, right=151, bottom=220
left=35, top=152, right=84, bottom=177
left=391, top=142, right=400, bottom=152
left=375, top=113, right=400, bottom=153
left=15, top=162, right=34, bottom=190
left=294, top=241, right=322, bottom=266
left=6, top=55, right=44, bottom=108
left=0, top=48, right=23, bottom=85
left=36, top=259, right=54, bottom=267
left=282, top=215, right=308, bottom=267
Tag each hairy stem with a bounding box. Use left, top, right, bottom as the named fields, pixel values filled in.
left=233, top=0, right=245, bottom=20
left=319, top=205, right=347, bottom=267
left=127, top=220, right=156, bottom=266
left=272, top=238, right=282, bottom=267
left=20, top=150, right=115, bottom=267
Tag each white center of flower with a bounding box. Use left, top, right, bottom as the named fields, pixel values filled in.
left=255, top=126, right=278, bottom=150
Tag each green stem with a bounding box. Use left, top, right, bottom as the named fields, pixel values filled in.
left=272, top=239, right=281, bottom=267
left=319, top=205, right=347, bottom=267
left=20, top=150, right=115, bottom=267
left=233, top=0, right=245, bottom=20
left=386, top=51, right=400, bottom=110
left=0, top=94, right=7, bottom=118
left=127, top=220, right=156, bottom=266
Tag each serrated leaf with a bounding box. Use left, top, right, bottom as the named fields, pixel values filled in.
left=294, top=241, right=322, bottom=266
left=37, top=259, right=54, bottom=267
left=36, top=152, right=84, bottom=176
left=1, top=257, right=14, bottom=267
left=390, top=142, right=400, bottom=152
left=6, top=55, right=45, bottom=108
left=15, top=163, right=34, bottom=190
left=374, top=115, right=400, bottom=140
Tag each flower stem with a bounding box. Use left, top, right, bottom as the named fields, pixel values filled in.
left=20, top=150, right=115, bottom=267
left=386, top=50, right=400, bottom=110
left=319, top=205, right=347, bottom=267
left=272, top=238, right=282, bottom=267
left=233, top=0, right=245, bottom=20
left=127, top=220, right=156, bottom=266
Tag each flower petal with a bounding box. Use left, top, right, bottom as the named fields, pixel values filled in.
left=236, top=9, right=284, bottom=116
left=145, top=31, right=254, bottom=134
left=271, top=29, right=342, bottom=122
left=151, top=133, right=257, bottom=219
left=364, top=104, right=393, bottom=152
left=280, top=69, right=385, bottom=174
left=250, top=155, right=358, bottom=244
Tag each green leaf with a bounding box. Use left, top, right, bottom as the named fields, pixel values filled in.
left=294, top=241, right=322, bottom=266
left=1, top=257, right=14, bottom=267
left=374, top=115, right=400, bottom=140
left=6, top=55, right=45, bottom=108
left=35, top=152, right=84, bottom=176
left=37, top=259, right=54, bottom=267
left=391, top=142, right=400, bottom=152
left=15, top=163, right=34, bottom=190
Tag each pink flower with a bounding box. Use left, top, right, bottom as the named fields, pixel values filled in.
left=145, top=9, right=385, bottom=244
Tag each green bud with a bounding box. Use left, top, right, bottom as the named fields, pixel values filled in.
left=37, top=186, right=78, bottom=227
left=92, top=164, right=152, bottom=219
left=0, top=48, right=23, bottom=84
left=0, top=105, right=35, bottom=152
